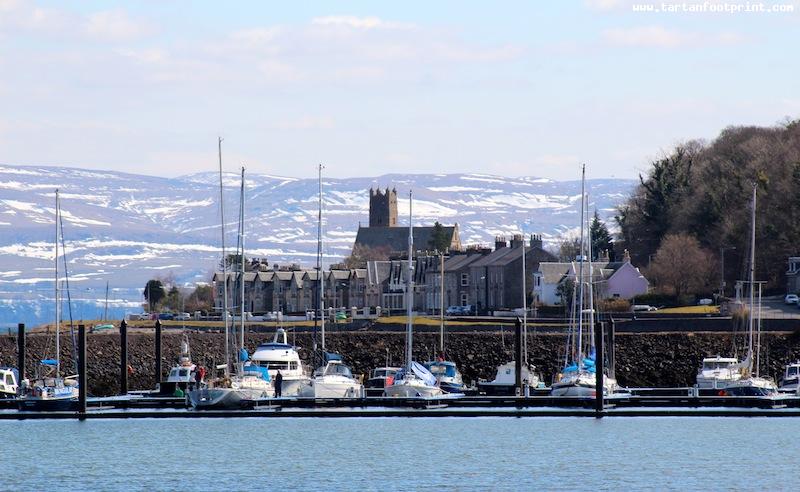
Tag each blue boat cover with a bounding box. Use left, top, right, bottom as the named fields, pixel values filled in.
left=239, top=348, right=249, bottom=362
left=243, top=364, right=271, bottom=381
left=40, top=359, right=58, bottom=366
left=324, top=352, right=343, bottom=362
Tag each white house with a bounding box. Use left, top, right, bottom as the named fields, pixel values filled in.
left=533, top=253, right=649, bottom=306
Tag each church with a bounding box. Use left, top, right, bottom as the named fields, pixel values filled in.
left=353, top=187, right=461, bottom=255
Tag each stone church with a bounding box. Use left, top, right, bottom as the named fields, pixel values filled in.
left=353, top=187, right=461, bottom=255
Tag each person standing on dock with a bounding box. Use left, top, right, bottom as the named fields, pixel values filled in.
left=274, top=370, right=283, bottom=398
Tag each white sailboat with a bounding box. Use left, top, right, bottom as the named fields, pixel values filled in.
left=384, top=191, right=444, bottom=398
left=300, top=164, right=363, bottom=398
left=551, top=166, right=617, bottom=397
left=18, top=189, right=80, bottom=411
left=720, top=184, right=777, bottom=397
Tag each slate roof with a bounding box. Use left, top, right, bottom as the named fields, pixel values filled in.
left=354, top=225, right=458, bottom=253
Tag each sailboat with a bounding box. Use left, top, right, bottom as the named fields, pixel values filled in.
left=18, top=189, right=80, bottom=411
left=424, top=253, right=466, bottom=394
left=188, top=157, right=272, bottom=409
left=550, top=166, right=618, bottom=397
left=300, top=164, right=363, bottom=398
left=384, top=191, right=444, bottom=398
left=719, top=184, right=777, bottom=397
left=480, top=235, right=541, bottom=396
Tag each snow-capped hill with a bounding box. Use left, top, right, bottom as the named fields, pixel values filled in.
left=0, top=164, right=634, bottom=326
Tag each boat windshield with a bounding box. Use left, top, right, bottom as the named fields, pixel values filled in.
left=324, top=363, right=353, bottom=378
left=254, top=361, right=298, bottom=371
left=788, top=366, right=799, bottom=377
left=372, top=369, right=395, bottom=378
left=703, top=361, right=734, bottom=370
left=426, top=363, right=457, bottom=378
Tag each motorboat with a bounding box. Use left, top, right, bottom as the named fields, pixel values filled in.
left=424, top=359, right=465, bottom=394
left=0, top=367, right=18, bottom=399
left=695, top=356, right=743, bottom=393
left=299, top=355, right=364, bottom=398
left=365, top=366, right=400, bottom=397
left=779, top=362, right=800, bottom=393
left=159, top=334, right=197, bottom=396
left=384, top=362, right=443, bottom=398
left=250, top=328, right=311, bottom=396
left=478, top=361, right=540, bottom=396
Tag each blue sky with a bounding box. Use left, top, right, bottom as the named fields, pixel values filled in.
left=1, top=0, right=798, bottom=180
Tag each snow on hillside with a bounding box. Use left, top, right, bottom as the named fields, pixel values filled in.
left=0, top=164, right=634, bottom=325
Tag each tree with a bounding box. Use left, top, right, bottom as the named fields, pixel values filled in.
left=163, top=285, right=183, bottom=312
left=185, top=284, right=213, bottom=313
left=220, top=253, right=246, bottom=271
left=555, top=278, right=575, bottom=307
left=648, top=233, right=715, bottom=299
left=143, top=279, right=166, bottom=312
left=428, top=221, right=450, bottom=252
left=590, top=211, right=614, bottom=261
left=554, top=235, right=581, bottom=262
left=343, top=244, right=391, bottom=269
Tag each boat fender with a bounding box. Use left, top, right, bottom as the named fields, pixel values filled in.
left=718, top=390, right=726, bottom=396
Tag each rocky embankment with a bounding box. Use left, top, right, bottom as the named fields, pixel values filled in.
left=3, top=329, right=800, bottom=396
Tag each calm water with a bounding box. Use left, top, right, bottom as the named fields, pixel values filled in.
left=2, top=417, right=798, bottom=491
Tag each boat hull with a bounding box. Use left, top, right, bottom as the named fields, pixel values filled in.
left=187, top=387, right=270, bottom=410
left=722, top=378, right=778, bottom=397
left=300, top=381, right=364, bottom=399
left=17, top=396, right=78, bottom=412
left=384, top=381, right=443, bottom=398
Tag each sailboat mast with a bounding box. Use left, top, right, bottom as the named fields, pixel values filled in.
left=318, top=164, right=325, bottom=352
left=103, top=281, right=109, bottom=321
left=218, top=137, right=230, bottom=373
left=521, top=234, right=528, bottom=364
left=576, top=165, right=585, bottom=364
left=406, top=191, right=414, bottom=372
left=587, top=193, right=595, bottom=349
left=439, top=252, right=444, bottom=354
left=748, top=183, right=756, bottom=371
left=239, top=166, right=246, bottom=353
left=55, top=189, right=60, bottom=377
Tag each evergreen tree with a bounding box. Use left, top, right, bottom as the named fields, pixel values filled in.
left=590, top=211, right=614, bottom=261
left=428, top=221, right=450, bottom=252
left=143, top=279, right=166, bottom=312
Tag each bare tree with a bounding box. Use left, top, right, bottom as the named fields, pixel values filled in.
left=648, top=233, right=715, bottom=299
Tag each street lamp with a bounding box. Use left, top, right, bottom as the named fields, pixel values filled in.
left=719, top=246, right=736, bottom=298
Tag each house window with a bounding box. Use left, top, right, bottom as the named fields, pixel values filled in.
left=461, top=293, right=468, bottom=306
left=461, top=273, right=469, bottom=286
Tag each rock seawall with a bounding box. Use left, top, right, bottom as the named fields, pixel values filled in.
left=3, top=330, right=800, bottom=396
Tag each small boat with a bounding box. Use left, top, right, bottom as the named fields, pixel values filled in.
left=424, top=359, right=465, bottom=394
left=300, top=354, right=364, bottom=398
left=779, top=362, right=800, bottom=393
left=188, top=366, right=272, bottom=409
left=550, top=358, right=616, bottom=397
left=478, top=361, right=540, bottom=396
left=250, top=328, right=311, bottom=396
left=159, top=335, right=198, bottom=396
left=0, top=367, right=19, bottom=399
left=365, top=366, right=400, bottom=397
left=695, top=356, right=743, bottom=393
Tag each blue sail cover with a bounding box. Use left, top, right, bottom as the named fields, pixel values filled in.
left=239, top=348, right=249, bottom=362
left=40, top=359, right=58, bottom=366
left=324, top=352, right=343, bottom=362
left=410, top=361, right=437, bottom=386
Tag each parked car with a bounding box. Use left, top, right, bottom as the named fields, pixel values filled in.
left=158, top=313, right=174, bottom=320
left=446, top=306, right=463, bottom=316
left=785, top=294, right=799, bottom=305
left=174, top=312, right=191, bottom=321
left=697, top=298, right=713, bottom=306
left=632, top=304, right=657, bottom=312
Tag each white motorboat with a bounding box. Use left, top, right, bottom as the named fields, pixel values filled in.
left=300, top=358, right=364, bottom=398
left=478, top=361, right=540, bottom=396
left=779, top=362, right=800, bottom=393
left=424, top=359, right=465, bottom=394
left=160, top=335, right=197, bottom=395
left=365, top=366, right=401, bottom=397
left=250, top=328, right=311, bottom=396
left=695, top=356, right=743, bottom=392
left=0, top=367, right=18, bottom=399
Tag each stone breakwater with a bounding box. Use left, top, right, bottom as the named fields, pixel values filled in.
left=3, top=330, right=800, bottom=396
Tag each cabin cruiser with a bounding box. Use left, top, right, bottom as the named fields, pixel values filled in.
left=188, top=353, right=273, bottom=409
left=695, top=356, right=743, bottom=393
left=300, top=355, right=364, bottom=398
left=365, top=367, right=400, bottom=397
left=250, top=328, right=311, bottom=396
left=0, top=367, right=19, bottom=399
left=478, top=361, right=540, bottom=396
left=424, top=360, right=465, bottom=394
left=779, top=362, right=800, bottom=393
left=550, top=358, right=617, bottom=397
left=384, top=362, right=444, bottom=398
left=159, top=335, right=197, bottom=396
left=17, top=360, right=79, bottom=411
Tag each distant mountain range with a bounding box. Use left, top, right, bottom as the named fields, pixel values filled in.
left=0, top=164, right=635, bottom=326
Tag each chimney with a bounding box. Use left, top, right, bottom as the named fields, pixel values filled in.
left=623, top=249, right=631, bottom=263
left=599, top=249, right=610, bottom=263
left=494, top=235, right=508, bottom=251
left=530, top=233, right=543, bottom=250
left=510, top=234, right=524, bottom=248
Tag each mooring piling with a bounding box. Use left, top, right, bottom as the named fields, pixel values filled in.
left=595, top=320, right=604, bottom=416
left=17, top=323, right=25, bottom=381
left=154, top=319, right=162, bottom=386
left=78, top=324, right=87, bottom=418
left=120, top=319, right=128, bottom=395
left=515, top=317, right=522, bottom=396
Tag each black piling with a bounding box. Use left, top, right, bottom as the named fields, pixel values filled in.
left=514, top=317, right=522, bottom=396
left=17, top=323, right=25, bottom=380
left=120, top=320, right=128, bottom=395
left=608, top=317, right=616, bottom=380
left=78, top=324, right=87, bottom=417
left=594, top=321, right=604, bottom=415
left=154, top=319, right=162, bottom=387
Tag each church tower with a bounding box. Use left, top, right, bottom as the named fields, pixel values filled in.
left=369, top=187, right=398, bottom=227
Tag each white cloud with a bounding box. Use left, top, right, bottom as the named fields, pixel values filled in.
left=311, top=15, right=415, bottom=30
left=85, top=9, right=151, bottom=41
left=602, top=25, right=745, bottom=48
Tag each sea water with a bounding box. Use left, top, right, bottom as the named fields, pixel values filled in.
left=2, top=417, right=798, bottom=491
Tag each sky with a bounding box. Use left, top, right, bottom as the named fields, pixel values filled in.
left=0, top=0, right=798, bottom=181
